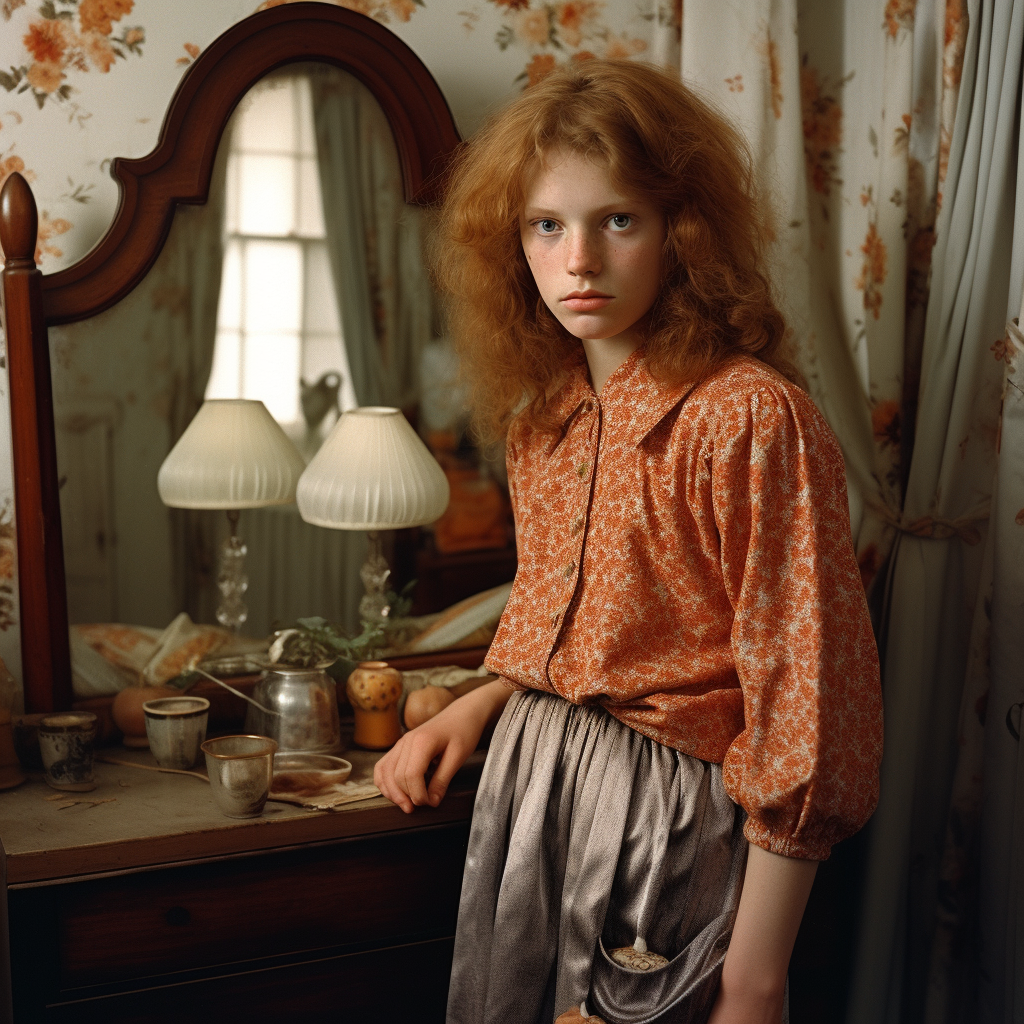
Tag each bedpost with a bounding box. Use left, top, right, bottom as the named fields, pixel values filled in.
left=0, top=172, right=72, bottom=713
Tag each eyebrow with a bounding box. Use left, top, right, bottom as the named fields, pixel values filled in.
left=522, top=202, right=642, bottom=218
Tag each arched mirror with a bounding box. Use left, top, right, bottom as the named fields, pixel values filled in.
left=0, top=2, right=496, bottom=713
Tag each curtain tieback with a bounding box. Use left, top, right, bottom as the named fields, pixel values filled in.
left=864, top=498, right=990, bottom=545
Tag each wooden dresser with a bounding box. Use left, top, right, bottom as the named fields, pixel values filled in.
left=0, top=746, right=481, bottom=1023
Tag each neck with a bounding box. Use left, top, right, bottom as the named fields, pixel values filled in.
left=581, top=335, right=642, bottom=394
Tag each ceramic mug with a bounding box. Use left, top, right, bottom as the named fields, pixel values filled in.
left=201, top=734, right=277, bottom=818
left=38, top=712, right=98, bottom=792
left=144, top=697, right=210, bottom=770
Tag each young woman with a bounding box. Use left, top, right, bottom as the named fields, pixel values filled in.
left=375, top=59, right=883, bottom=1024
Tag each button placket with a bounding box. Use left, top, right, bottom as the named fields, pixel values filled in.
left=544, top=396, right=601, bottom=687
left=551, top=404, right=598, bottom=632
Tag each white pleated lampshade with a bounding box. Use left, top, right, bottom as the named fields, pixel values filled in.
left=297, top=407, right=450, bottom=530
left=158, top=399, right=306, bottom=509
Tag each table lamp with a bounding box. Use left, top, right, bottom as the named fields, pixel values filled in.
left=158, top=399, right=307, bottom=631
left=296, top=406, right=450, bottom=626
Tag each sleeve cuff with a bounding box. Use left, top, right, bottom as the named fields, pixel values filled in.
left=743, top=816, right=830, bottom=861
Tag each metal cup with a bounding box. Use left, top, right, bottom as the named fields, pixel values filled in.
left=201, top=734, right=277, bottom=818
left=144, top=697, right=210, bottom=770
left=38, top=712, right=98, bottom=792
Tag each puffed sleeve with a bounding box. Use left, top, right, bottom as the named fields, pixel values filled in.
left=712, top=383, right=882, bottom=860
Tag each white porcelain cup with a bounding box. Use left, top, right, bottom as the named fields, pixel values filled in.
left=143, top=697, right=210, bottom=770
left=201, top=734, right=277, bottom=818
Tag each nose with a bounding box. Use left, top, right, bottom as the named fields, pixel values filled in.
left=566, top=228, right=601, bottom=277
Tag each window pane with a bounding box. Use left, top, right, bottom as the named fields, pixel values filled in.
left=216, top=238, right=243, bottom=330
left=206, top=330, right=241, bottom=399
left=243, top=332, right=301, bottom=423
left=297, top=157, right=325, bottom=238
left=243, top=240, right=302, bottom=333
left=238, top=154, right=296, bottom=236
left=235, top=79, right=296, bottom=154
left=303, top=241, right=340, bottom=334
left=302, top=334, right=345, bottom=382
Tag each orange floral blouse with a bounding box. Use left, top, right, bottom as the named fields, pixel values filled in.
left=485, top=351, right=883, bottom=861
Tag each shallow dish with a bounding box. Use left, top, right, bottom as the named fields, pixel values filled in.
left=271, top=752, right=352, bottom=799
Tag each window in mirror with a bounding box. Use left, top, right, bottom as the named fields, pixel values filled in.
left=205, top=73, right=358, bottom=428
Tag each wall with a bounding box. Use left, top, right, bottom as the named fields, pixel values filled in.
left=0, top=0, right=676, bottom=703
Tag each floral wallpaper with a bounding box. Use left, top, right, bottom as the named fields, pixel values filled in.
left=4, top=0, right=146, bottom=109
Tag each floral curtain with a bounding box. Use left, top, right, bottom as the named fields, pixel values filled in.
left=670, top=2, right=1024, bottom=1023
left=677, top=0, right=965, bottom=584
left=848, top=0, right=1022, bottom=1018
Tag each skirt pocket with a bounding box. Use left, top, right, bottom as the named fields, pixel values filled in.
left=590, top=913, right=733, bottom=1024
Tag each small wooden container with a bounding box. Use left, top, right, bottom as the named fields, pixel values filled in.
left=346, top=661, right=403, bottom=749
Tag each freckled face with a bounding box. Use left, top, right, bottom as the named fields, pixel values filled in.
left=519, top=149, right=667, bottom=347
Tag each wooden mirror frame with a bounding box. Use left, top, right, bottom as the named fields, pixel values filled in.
left=0, top=2, right=461, bottom=713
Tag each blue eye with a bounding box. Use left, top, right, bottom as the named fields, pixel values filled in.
left=536, top=219, right=559, bottom=234
left=609, top=214, right=632, bottom=229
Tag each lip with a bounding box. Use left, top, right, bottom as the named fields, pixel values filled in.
left=562, top=291, right=612, bottom=312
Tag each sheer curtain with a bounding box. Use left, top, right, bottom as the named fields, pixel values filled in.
left=310, top=66, right=433, bottom=409
left=307, top=67, right=436, bottom=630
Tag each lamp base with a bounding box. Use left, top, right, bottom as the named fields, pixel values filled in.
left=358, top=531, right=392, bottom=627
left=217, top=510, right=249, bottom=631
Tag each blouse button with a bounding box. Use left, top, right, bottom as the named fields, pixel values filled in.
left=584, top=400, right=595, bottom=412
left=576, top=463, right=589, bottom=479
left=571, top=515, right=584, bottom=534
left=563, top=561, right=576, bottom=579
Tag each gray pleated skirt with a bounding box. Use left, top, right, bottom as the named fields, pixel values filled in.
left=446, top=689, right=750, bottom=1024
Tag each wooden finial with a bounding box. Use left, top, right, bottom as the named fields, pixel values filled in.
left=0, top=172, right=39, bottom=265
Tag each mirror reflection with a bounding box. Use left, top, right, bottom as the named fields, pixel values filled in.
left=51, top=64, right=516, bottom=687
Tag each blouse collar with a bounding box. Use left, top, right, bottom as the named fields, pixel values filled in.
left=543, top=348, right=698, bottom=445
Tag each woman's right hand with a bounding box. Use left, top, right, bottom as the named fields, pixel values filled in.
left=373, top=679, right=512, bottom=813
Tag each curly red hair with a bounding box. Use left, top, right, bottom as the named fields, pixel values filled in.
left=432, top=58, right=793, bottom=442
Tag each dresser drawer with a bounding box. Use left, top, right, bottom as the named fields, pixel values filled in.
left=25, top=937, right=457, bottom=1024
left=9, top=822, right=469, bottom=995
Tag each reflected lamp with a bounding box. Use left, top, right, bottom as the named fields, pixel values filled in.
left=157, top=399, right=306, bottom=631
left=296, top=407, right=450, bottom=625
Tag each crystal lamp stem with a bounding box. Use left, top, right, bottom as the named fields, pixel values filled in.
left=217, top=509, right=249, bottom=632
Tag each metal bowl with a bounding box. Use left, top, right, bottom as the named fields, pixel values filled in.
left=270, top=752, right=353, bottom=801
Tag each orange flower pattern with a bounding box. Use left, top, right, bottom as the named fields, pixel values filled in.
left=855, top=221, right=888, bottom=319
left=176, top=42, right=200, bottom=67
left=871, top=399, right=901, bottom=449
left=255, top=0, right=424, bottom=25
left=78, top=0, right=133, bottom=37
left=883, top=0, right=915, bottom=38
left=800, top=61, right=843, bottom=196
left=2, top=0, right=144, bottom=109
left=35, top=211, right=72, bottom=263
left=486, top=352, right=883, bottom=860
left=490, top=0, right=647, bottom=89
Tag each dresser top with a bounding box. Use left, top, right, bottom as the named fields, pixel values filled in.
left=0, top=745, right=482, bottom=885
